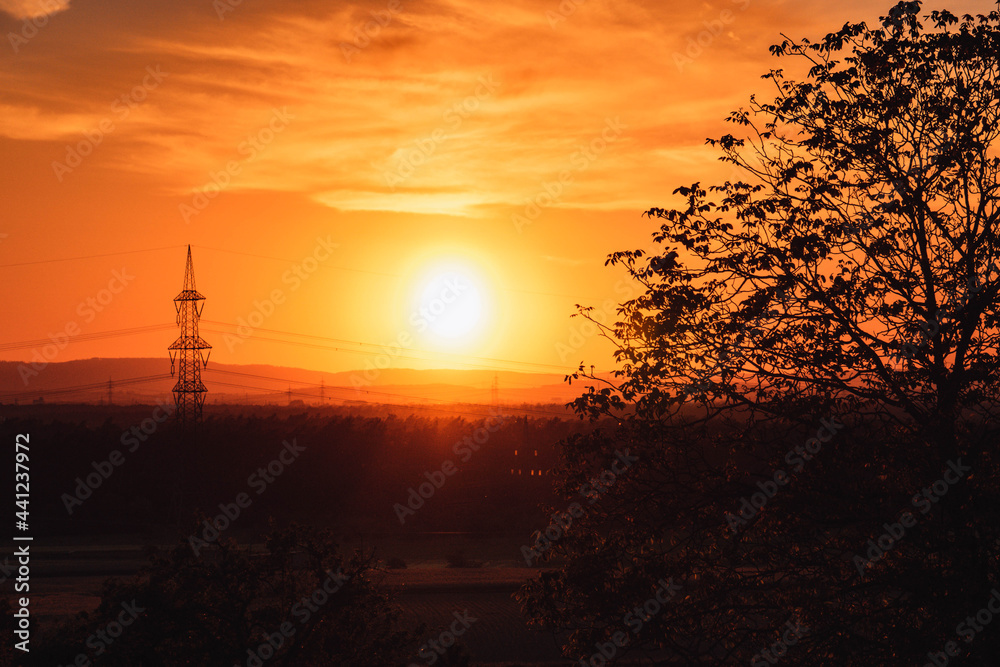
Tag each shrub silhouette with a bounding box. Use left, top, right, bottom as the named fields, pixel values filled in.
left=30, top=523, right=423, bottom=666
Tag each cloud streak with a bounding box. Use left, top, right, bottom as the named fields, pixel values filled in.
left=0, top=0, right=69, bottom=20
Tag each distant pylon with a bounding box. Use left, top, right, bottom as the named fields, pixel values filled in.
left=491, top=373, right=499, bottom=410
left=168, top=246, right=211, bottom=424
left=320, top=379, right=325, bottom=404
left=107, top=377, right=113, bottom=406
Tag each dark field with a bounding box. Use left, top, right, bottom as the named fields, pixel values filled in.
left=0, top=405, right=605, bottom=665
left=5, top=533, right=675, bottom=665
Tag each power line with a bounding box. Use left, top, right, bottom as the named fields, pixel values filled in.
left=0, top=324, right=175, bottom=352
left=206, top=378, right=501, bottom=418
left=200, top=320, right=574, bottom=374
left=0, top=368, right=575, bottom=418
left=191, top=244, right=608, bottom=303
left=207, top=367, right=573, bottom=417
left=0, top=320, right=584, bottom=387
left=203, top=369, right=572, bottom=418
left=193, top=245, right=397, bottom=279
left=0, top=242, right=615, bottom=306
left=0, top=246, right=183, bottom=269
left=0, top=320, right=575, bottom=374
left=0, top=374, right=172, bottom=403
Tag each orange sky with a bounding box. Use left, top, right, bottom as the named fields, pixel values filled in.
left=0, top=0, right=986, bottom=378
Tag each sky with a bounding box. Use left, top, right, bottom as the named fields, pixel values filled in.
left=0, top=0, right=988, bottom=380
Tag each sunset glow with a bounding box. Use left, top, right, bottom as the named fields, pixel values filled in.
left=0, top=0, right=987, bottom=376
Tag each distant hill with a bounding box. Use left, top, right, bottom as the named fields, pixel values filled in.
left=0, top=358, right=597, bottom=407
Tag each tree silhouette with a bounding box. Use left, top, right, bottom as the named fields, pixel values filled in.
left=519, top=3, right=1000, bottom=665
left=28, top=524, right=427, bottom=666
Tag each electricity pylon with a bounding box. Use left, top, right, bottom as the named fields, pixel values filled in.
left=169, top=245, right=211, bottom=423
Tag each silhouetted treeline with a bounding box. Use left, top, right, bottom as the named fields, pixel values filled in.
left=0, top=405, right=598, bottom=538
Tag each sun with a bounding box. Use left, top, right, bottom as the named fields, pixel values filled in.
left=415, top=269, right=483, bottom=339
left=406, top=258, right=493, bottom=348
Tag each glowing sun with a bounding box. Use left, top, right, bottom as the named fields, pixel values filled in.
left=414, top=269, right=483, bottom=339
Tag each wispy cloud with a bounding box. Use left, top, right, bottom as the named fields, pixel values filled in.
left=0, top=103, right=92, bottom=140
left=0, top=0, right=784, bottom=216
left=6, top=0, right=984, bottom=219
left=313, top=190, right=503, bottom=217
left=0, top=0, right=70, bottom=20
